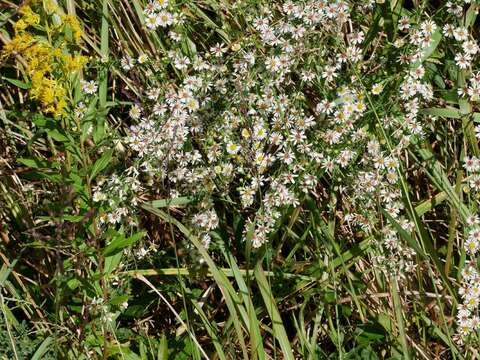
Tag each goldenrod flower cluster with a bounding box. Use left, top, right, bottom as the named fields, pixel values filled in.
left=1, top=4, right=87, bottom=117
left=13, top=5, right=40, bottom=33
left=60, top=15, right=83, bottom=43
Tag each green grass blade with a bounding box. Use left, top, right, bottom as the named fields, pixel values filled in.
left=141, top=204, right=250, bottom=360
left=254, top=263, right=295, bottom=360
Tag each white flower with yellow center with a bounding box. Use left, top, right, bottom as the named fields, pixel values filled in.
left=254, top=125, right=267, bottom=140
left=129, top=105, right=142, bottom=119
left=145, top=14, right=159, bottom=30
left=186, top=98, right=199, bottom=112
left=81, top=80, right=98, bottom=95
left=226, top=142, right=240, bottom=155
left=138, top=54, right=149, bottom=64
left=355, top=102, right=366, bottom=112
left=157, top=11, right=173, bottom=27
left=255, top=151, right=265, bottom=165
left=371, top=84, right=383, bottom=95
left=157, top=0, right=169, bottom=8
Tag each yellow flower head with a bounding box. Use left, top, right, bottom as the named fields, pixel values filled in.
left=61, top=15, right=83, bottom=43
left=4, top=3, right=86, bottom=118
left=62, top=54, right=88, bottom=73
left=15, top=6, right=40, bottom=33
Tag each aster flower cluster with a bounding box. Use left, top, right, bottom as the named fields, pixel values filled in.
left=443, top=24, right=479, bottom=69
left=85, top=0, right=480, bottom=344
left=113, top=1, right=432, bottom=266
left=457, top=259, right=480, bottom=337
left=456, top=212, right=480, bottom=338
left=143, top=0, right=176, bottom=31
left=114, top=0, right=371, bottom=249
left=93, top=167, right=142, bottom=226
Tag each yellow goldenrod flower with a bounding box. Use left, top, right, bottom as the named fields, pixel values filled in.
left=61, top=15, right=83, bottom=43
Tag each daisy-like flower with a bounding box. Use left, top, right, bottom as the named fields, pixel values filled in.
left=316, top=100, right=335, bottom=114
left=210, top=43, right=227, bottom=57
left=349, top=31, right=365, bottom=45
left=168, top=31, right=182, bottom=42
left=466, top=215, right=480, bottom=227
left=371, top=83, right=383, bottom=95
left=174, top=55, right=190, bottom=70
left=121, top=56, right=136, bottom=71
left=185, top=98, right=199, bottom=112
left=467, top=86, right=480, bottom=101
left=465, top=237, right=480, bottom=255
left=157, top=0, right=169, bottom=9
left=420, top=20, right=437, bottom=35
left=463, top=156, right=480, bottom=172
left=446, top=1, right=463, bottom=16
left=107, top=211, right=122, bottom=224
left=145, top=13, right=159, bottom=30
left=144, top=1, right=161, bottom=15
left=277, top=149, right=295, bottom=165
left=470, top=174, right=480, bottom=191
left=455, top=53, right=471, bottom=69
left=137, top=54, right=149, bottom=64
left=270, top=132, right=283, bottom=146
left=301, top=70, right=315, bottom=82
left=462, top=40, right=479, bottom=55
left=442, top=24, right=455, bottom=37
left=265, top=56, right=281, bottom=72
left=81, top=80, right=98, bottom=95
left=282, top=1, right=298, bottom=16
left=322, top=65, right=338, bottom=82
left=226, top=142, right=241, bottom=155
left=157, top=11, right=174, bottom=27
left=398, top=16, right=410, bottom=31
left=129, top=104, right=142, bottom=120
left=453, top=26, right=469, bottom=41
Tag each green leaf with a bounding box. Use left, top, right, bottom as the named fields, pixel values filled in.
left=0, top=259, right=18, bottom=287
left=104, top=251, right=123, bottom=275
left=90, top=149, right=113, bottom=180
left=31, top=337, right=53, bottom=360
left=411, top=30, right=442, bottom=68
left=66, top=278, right=81, bottom=290
left=141, top=205, right=250, bottom=360
left=219, top=244, right=265, bottom=360
left=104, top=231, right=146, bottom=257
left=107, top=344, right=142, bottom=360
left=109, top=294, right=129, bottom=306
left=17, top=158, right=51, bottom=168
left=2, top=77, right=31, bottom=89
left=22, top=171, right=62, bottom=182
left=415, top=192, right=447, bottom=216
left=392, top=276, right=411, bottom=360
left=148, top=197, right=193, bottom=208
left=465, top=4, right=479, bottom=28
left=185, top=4, right=231, bottom=43
left=157, top=334, right=168, bottom=360
left=355, top=323, right=385, bottom=345
left=99, top=0, right=109, bottom=109
left=47, top=129, right=69, bottom=142
left=421, top=107, right=461, bottom=119
left=416, top=147, right=470, bottom=221
left=182, top=36, right=197, bottom=58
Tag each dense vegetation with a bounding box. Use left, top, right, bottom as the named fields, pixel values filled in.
left=1, top=0, right=480, bottom=358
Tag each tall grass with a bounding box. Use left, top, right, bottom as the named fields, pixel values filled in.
left=1, top=0, right=480, bottom=359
